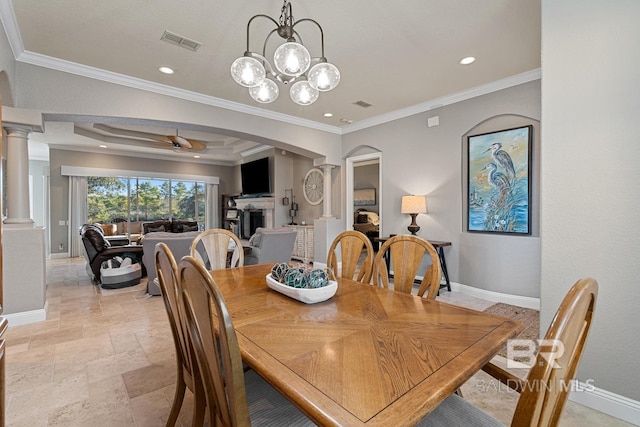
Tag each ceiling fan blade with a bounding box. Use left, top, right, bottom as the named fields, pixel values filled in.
left=185, top=139, right=207, bottom=151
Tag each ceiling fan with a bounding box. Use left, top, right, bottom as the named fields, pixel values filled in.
left=91, top=124, right=209, bottom=152
left=151, top=129, right=207, bottom=152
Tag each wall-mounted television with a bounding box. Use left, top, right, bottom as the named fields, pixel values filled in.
left=240, top=157, right=271, bottom=196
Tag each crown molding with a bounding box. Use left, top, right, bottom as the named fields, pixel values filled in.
left=14, top=49, right=343, bottom=135
left=14, top=49, right=540, bottom=138
left=342, top=69, right=542, bottom=134
left=2, top=3, right=540, bottom=137
left=0, top=0, right=23, bottom=58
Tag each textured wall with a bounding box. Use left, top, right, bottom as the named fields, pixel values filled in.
left=541, top=0, right=640, bottom=401
left=342, top=81, right=541, bottom=298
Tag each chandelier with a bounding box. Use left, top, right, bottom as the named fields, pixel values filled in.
left=230, top=1, right=340, bottom=106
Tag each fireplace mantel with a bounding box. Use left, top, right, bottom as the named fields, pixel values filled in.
left=233, top=197, right=275, bottom=210
left=234, top=197, right=275, bottom=229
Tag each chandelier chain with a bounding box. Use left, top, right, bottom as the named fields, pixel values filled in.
left=279, top=1, right=291, bottom=27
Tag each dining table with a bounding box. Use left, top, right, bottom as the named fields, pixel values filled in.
left=208, top=263, right=522, bottom=427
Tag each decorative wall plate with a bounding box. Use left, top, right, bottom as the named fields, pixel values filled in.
left=303, top=168, right=324, bottom=205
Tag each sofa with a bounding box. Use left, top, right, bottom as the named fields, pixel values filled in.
left=95, top=219, right=200, bottom=244
left=79, top=224, right=145, bottom=283
left=141, top=231, right=200, bottom=295
left=245, top=227, right=298, bottom=266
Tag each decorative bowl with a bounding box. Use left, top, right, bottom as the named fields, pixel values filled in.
left=266, top=273, right=337, bottom=304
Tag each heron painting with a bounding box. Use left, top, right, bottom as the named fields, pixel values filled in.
left=467, top=125, right=532, bottom=234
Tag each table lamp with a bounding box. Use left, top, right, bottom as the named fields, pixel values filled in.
left=401, top=195, right=428, bottom=235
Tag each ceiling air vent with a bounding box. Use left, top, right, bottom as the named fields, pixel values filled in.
left=353, top=100, right=373, bottom=108
left=161, top=30, right=202, bottom=52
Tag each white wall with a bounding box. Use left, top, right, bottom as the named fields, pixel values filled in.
left=342, top=81, right=542, bottom=298
left=541, top=0, right=640, bottom=401
left=29, top=159, right=48, bottom=227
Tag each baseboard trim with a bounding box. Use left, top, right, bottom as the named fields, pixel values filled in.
left=570, top=381, right=640, bottom=425
left=4, top=302, right=48, bottom=326
left=311, top=267, right=541, bottom=310
left=49, top=252, right=70, bottom=259
left=450, top=281, right=540, bottom=310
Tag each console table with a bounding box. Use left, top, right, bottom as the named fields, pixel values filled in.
left=374, top=236, right=452, bottom=292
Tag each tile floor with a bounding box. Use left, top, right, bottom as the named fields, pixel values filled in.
left=3, top=257, right=633, bottom=426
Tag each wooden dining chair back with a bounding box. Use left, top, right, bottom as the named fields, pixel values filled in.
left=190, top=228, right=244, bottom=270
left=179, top=256, right=314, bottom=427
left=154, top=243, right=204, bottom=426
left=372, top=235, right=442, bottom=300
left=179, top=255, right=251, bottom=426
left=510, top=277, right=598, bottom=426
left=327, top=230, right=374, bottom=283
left=419, top=278, right=599, bottom=427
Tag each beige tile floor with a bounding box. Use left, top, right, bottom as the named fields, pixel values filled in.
left=3, top=257, right=633, bottom=426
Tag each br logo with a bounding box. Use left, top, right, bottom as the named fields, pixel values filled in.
left=506, top=339, right=565, bottom=369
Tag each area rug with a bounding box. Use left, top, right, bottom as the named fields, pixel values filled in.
left=483, top=303, right=540, bottom=359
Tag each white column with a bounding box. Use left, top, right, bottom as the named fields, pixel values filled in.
left=320, top=165, right=334, bottom=218
left=4, top=127, right=34, bottom=226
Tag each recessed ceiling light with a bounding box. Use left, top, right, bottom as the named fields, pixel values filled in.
left=459, top=56, right=476, bottom=65
left=193, top=155, right=201, bottom=159
left=99, top=144, right=108, bottom=148
left=159, top=66, right=175, bottom=74
left=323, top=112, right=333, bottom=118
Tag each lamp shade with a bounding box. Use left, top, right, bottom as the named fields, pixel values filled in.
left=230, top=56, right=266, bottom=87
left=401, top=195, right=428, bottom=214
left=249, top=79, right=279, bottom=103
left=308, top=62, right=340, bottom=91
left=274, top=41, right=311, bottom=77
left=290, top=80, right=319, bottom=105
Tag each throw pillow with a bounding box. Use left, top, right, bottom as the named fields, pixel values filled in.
left=172, top=220, right=198, bottom=232
left=98, top=223, right=117, bottom=236
left=147, top=225, right=166, bottom=233
left=248, top=232, right=263, bottom=248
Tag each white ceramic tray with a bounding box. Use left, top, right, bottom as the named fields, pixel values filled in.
left=266, top=273, right=337, bottom=304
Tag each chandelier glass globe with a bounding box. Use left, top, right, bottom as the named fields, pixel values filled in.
left=230, top=56, right=266, bottom=87
left=273, top=42, right=311, bottom=77
left=290, top=80, right=319, bottom=105
left=308, top=62, right=341, bottom=92
left=249, top=79, right=279, bottom=103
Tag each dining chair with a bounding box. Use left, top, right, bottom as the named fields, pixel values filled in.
left=419, top=277, right=599, bottom=427
left=178, top=256, right=314, bottom=426
left=372, top=234, right=442, bottom=300
left=327, top=230, right=374, bottom=283
left=190, top=228, right=244, bottom=270
left=154, top=243, right=205, bottom=426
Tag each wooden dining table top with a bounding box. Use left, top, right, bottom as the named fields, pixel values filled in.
left=208, top=263, right=522, bottom=427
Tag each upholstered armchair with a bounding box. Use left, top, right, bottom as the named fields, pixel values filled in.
left=244, top=227, right=298, bottom=266
left=80, top=224, right=144, bottom=283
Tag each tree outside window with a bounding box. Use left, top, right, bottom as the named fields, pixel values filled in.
left=88, top=176, right=206, bottom=225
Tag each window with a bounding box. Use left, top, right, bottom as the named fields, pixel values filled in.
left=88, top=176, right=206, bottom=224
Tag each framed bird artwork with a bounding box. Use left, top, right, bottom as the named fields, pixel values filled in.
left=467, top=125, right=532, bottom=234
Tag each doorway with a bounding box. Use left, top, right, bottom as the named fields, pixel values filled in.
left=345, top=152, right=382, bottom=242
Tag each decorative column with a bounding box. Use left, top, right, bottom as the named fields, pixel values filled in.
left=3, top=127, right=33, bottom=226
left=320, top=164, right=334, bottom=218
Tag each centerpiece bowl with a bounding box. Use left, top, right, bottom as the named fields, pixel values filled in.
left=266, top=273, right=337, bottom=304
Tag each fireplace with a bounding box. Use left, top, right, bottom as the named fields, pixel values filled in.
left=241, top=210, right=264, bottom=239
left=233, top=197, right=275, bottom=234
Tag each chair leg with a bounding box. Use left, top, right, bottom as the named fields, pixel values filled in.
left=192, top=379, right=206, bottom=427
left=167, top=378, right=186, bottom=427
